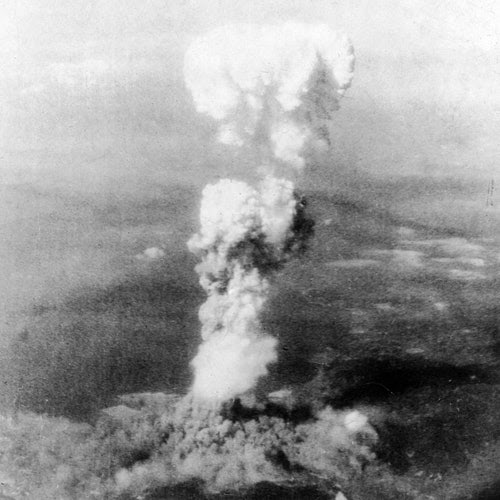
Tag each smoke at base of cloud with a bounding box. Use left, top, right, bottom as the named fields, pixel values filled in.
left=116, top=397, right=377, bottom=495
left=0, top=396, right=377, bottom=499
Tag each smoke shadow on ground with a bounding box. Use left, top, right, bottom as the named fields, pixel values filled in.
left=366, top=382, right=500, bottom=476
left=292, top=356, right=500, bottom=475
left=373, top=411, right=476, bottom=474
left=9, top=254, right=202, bottom=421
left=310, top=174, right=500, bottom=239
left=263, top=316, right=348, bottom=393
left=262, top=286, right=352, bottom=394
left=323, top=356, right=497, bottom=406
left=220, top=398, right=313, bottom=426
left=373, top=382, right=500, bottom=475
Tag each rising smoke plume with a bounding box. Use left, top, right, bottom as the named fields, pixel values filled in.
left=0, top=22, right=379, bottom=500
left=185, top=22, right=354, bottom=404
left=187, top=176, right=313, bottom=402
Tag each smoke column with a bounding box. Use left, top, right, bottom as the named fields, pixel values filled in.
left=0, top=23, right=381, bottom=500
left=185, top=22, right=354, bottom=404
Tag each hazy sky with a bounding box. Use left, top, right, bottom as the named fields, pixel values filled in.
left=1, top=0, right=499, bottom=188
left=1, top=1, right=499, bottom=330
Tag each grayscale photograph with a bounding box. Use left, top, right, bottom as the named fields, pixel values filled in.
left=0, top=1, right=499, bottom=499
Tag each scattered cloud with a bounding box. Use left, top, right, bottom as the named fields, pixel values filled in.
left=48, top=59, right=110, bottom=87
left=325, top=259, right=380, bottom=269
left=395, top=227, right=416, bottom=239
left=433, top=301, right=448, bottom=312
left=448, top=269, right=485, bottom=281
left=135, top=247, right=165, bottom=261
left=363, top=249, right=424, bottom=269
left=409, top=238, right=485, bottom=257
left=375, top=303, right=395, bottom=312
left=21, top=58, right=113, bottom=95
left=432, top=257, right=485, bottom=267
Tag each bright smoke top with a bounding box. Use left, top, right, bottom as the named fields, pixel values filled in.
left=185, top=22, right=354, bottom=403
left=184, top=22, right=354, bottom=170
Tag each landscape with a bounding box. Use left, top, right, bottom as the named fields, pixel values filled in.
left=0, top=1, right=499, bottom=499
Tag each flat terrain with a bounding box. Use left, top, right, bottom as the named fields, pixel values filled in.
left=1, top=176, right=499, bottom=498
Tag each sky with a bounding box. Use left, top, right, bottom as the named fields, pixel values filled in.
left=1, top=0, right=500, bottom=345
left=1, top=0, right=499, bottom=187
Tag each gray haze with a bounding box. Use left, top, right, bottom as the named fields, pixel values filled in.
left=1, top=1, right=499, bottom=406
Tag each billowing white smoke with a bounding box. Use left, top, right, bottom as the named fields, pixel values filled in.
left=187, top=177, right=298, bottom=401
left=184, top=22, right=354, bottom=169
left=185, top=22, right=354, bottom=404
